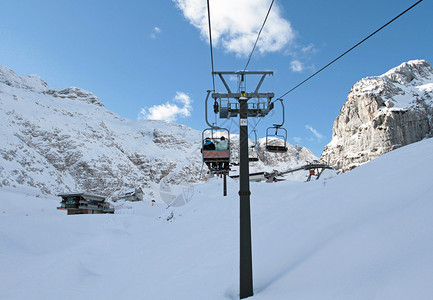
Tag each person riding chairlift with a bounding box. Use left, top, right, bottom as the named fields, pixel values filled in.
left=203, top=137, right=215, bottom=151
left=216, top=136, right=228, bottom=150
left=216, top=136, right=229, bottom=170
left=202, top=137, right=216, bottom=169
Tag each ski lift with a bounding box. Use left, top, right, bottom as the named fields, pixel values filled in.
left=202, top=91, right=231, bottom=172
left=199, top=91, right=232, bottom=197
left=201, top=127, right=231, bottom=172
left=265, top=99, right=288, bottom=153
left=209, top=71, right=275, bottom=120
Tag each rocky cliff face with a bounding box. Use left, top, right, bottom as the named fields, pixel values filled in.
left=321, top=60, right=433, bottom=172
left=0, top=65, right=205, bottom=199
left=0, top=65, right=317, bottom=200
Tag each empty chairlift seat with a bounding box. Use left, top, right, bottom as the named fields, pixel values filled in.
left=266, top=144, right=288, bottom=153
left=265, top=126, right=288, bottom=153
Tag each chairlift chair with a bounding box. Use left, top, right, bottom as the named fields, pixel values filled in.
left=249, top=148, right=259, bottom=162
left=201, top=127, right=231, bottom=172
left=265, top=99, right=288, bottom=153
left=265, top=126, right=288, bottom=153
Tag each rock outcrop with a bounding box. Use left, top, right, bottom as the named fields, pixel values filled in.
left=321, top=60, right=433, bottom=172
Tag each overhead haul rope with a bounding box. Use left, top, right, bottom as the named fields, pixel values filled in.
left=207, top=0, right=216, bottom=92
left=240, top=0, right=275, bottom=136
left=277, top=0, right=424, bottom=99
left=207, top=0, right=275, bottom=131
left=248, top=117, right=262, bottom=140
left=235, top=0, right=276, bottom=138
left=207, top=0, right=220, bottom=127
left=243, top=0, right=275, bottom=71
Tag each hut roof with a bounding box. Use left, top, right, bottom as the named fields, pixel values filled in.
left=57, top=192, right=106, bottom=202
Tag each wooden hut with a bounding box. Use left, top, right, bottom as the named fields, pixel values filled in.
left=119, top=187, right=144, bottom=202
left=57, top=192, right=114, bottom=215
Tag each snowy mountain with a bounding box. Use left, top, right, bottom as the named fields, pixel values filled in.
left=0, top=65, right=317, bottom=199
left=1, top=131, right=433, bottom=299
left=321, top=60, right=433, bottom=172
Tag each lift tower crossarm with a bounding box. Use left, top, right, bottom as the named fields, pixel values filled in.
left=217, top=73, right=232, bottom=94
left=212, top=71, right=273, bottom=94
left=211, top=92, right=274, bottom=99
left=254, top=73, right=268, bottom=94
left=213, top=71, right=273, bottom=75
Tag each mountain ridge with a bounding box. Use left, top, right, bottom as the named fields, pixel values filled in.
left=0, top=64, right=317, bottom=199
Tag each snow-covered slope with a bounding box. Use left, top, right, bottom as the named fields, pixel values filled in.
left=0, top=65, right=317, bottom=199
left=321, top=60, right=433, bottom=171
left=1, top=135, right=432, bottom=299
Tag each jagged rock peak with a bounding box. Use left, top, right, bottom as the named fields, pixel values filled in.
left=349, top=60, right=433, bottom=103
left=321, top=60, right=433, bottom=172
left=382, top=59, right=433, bottom=85
left=0, top=65, right=49, bottom=92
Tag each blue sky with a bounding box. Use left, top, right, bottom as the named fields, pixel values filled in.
left=1, top=0, right=432, bottom=156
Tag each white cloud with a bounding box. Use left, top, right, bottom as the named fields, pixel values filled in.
left=150, top=26, right=162, bottom=39
left=305, top=125, right=324, bottom=140
left=140, top=92, right=192, bottom=122
left=173, top=0, right=295, bottom=57
left=290, top=60, right=304, bottom=72
left=301, top=43, right=317, bottom=54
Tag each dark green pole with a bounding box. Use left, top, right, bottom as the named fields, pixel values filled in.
left=223, top=171, right=227, bottom=197
left=239, top=95, right=253, bottom=299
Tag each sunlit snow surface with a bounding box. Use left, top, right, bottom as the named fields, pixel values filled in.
left=1, top=138, right=433, bottom=299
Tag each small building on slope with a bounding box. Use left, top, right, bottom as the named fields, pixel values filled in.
left=57, top=192, right=114, bottom=215
left=118, top=187, right=144, bottom=202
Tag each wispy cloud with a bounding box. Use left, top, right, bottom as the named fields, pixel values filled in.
left=305, top=125, right=324, bottom=140
left=290, top=60, right=304, bottom=72
left=286, top=42, right=318, bottom=73
left=172, top=0, right=295, bottom=57
left=301, top=43, right=317, bottom=54
left=140, top=92, right=192, bottom=122
left=150, top=26, right=162, bottom=39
